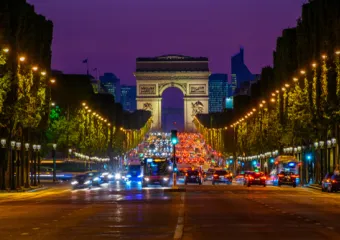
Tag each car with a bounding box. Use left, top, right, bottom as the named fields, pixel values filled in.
left=204, top=168, right=215, bottom=181
left=244, top=172, right=266, bottom=187
left=185, top=170, right=203, bottom=185
left=177, top=170, right=186, bottom=184
left=212, top=170, right=232, bottom=185
left=71, top=174, right=93, bottom=189
left=277, top=171, right=298, bottom=187
left=100, top=172, right=114, bottom=183
left=322, top=174, right=340, bottom=192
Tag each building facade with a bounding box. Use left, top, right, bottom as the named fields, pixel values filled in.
left=231, top=48, right=256, bottom=89
left=120, top=85, right=137, bottom=112
left=135, top=54, right=209, bottom=131
left=208, top=73, right=228, bottom=112
left=99, top=73, right=120, bottom=102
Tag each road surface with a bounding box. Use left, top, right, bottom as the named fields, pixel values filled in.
left=1, top=181, right=340, bottom=240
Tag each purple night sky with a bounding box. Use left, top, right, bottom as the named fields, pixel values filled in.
left=28, top=0, right=305, bottom=85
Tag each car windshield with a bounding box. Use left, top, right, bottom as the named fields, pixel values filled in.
left=75, top=175, right=87, bottom=181
left=187, top=171, right=199, bottom=175
left=215, top=171, right=227, bottom=175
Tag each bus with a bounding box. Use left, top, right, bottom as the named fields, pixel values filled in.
left=142, top=157, right=172, bottom=187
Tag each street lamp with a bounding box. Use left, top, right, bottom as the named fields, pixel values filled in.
left=15, top=142, right=21, bottom=189
left=52, top=143, right=57, bottom=182
left=10, top=141, right=15, bottom=190
left=32, top=144, right=37, bottom=186
left=37, top=145, right=41, bottom=184
left=24, top=143, right=30, bottom=187
left=68, top=148, right=72, bottom=160
left=0, top=139, right=6, bottom=190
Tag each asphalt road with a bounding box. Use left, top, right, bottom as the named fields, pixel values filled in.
left=1, top=181, right=340, bottom=240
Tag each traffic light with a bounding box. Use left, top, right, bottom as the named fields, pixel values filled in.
left=171, top=129, right=178, bottom=145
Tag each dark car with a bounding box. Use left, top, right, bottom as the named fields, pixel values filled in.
left=278, top=171, right=298, bottom=188
left=185, top=170, right=203, bottom=185
left=71, top=174, right=92, bottom=189
left=204, top=168, right=215, bottom=181
left=322, top=174, right=340, bottom=192
left=212, top=170, right=232, bottom=185
left=244, top=172, right=266, bottom=187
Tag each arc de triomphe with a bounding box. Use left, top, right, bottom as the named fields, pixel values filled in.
left=135, top=55, right=210, bottom=131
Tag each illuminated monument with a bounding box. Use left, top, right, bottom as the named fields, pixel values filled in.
left=135, top=55, right=210, bottom=131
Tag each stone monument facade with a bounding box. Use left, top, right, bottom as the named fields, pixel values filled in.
left=135, top=55, right=210, bottom=131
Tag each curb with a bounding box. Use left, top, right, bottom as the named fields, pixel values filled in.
left=0, top=185, right=47, bottom=194
left=304, top=185, right=322, bottom=190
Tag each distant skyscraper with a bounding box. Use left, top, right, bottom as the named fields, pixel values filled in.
left=231, top=48, right=256, bottom=88
left=209, top=73, right=228, bottom=113
left=120, top=85, right=137, bottom=112
left=230, top=74, right=237, bottom=96
left=99, top=73, right=120, bottom=102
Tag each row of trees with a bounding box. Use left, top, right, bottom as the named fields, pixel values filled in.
left=0, top=0, right=151, bottom=190
left=194, top=0, right=340, bottom=182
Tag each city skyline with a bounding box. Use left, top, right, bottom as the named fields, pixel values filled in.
left=27, top=0, right=305, bottom=85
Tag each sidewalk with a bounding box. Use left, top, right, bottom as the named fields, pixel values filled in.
left=0, top=180, right=66, bottom=194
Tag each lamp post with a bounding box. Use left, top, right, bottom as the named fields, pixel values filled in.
left=37, top=145, right=41, bottom=184
left=68, top=148, right=72, bottom=160
left=24, top=143, right=30, bottom=188
left=0, top=139, right=7, bottom=190
left=15, top=142, right=21, bottom=189
left=52, top=143, right=57, bottom=182
left=32, top=144, right=37, bottom=186
left=10, top=141, right=16, bottom=190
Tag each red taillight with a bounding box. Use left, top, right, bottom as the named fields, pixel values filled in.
left=249, top=176, right=254, bottom=180
left=213, top=174, right=218, bottom=177
left=185, top=173, right=188, bottom=176
left=332, top=180, right=337, bottom=183
left=261, top=176, right=266, bottom=180
left=278, top=174, right=284, bottom=177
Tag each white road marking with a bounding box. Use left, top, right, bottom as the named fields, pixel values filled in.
left=21, top=233, right=29, bottom=235
left=173, top=193, right=185, bottom=240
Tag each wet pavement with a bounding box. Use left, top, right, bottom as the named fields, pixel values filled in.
left=1, top=181, right=340, bottom=239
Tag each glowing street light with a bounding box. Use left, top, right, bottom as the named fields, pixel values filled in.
left=51, top=102, right=56, bottom=106
left=300, top=70, right=306, bottom=75
left=336, top=51, right=340, bottom=55
left=19, top=56, right=26, bottom=62
left=293, top=77, right=298, bottom=82
left=41, top=71, right=46, bottom=76
left=2, top=48, right=9, bottom=53
left=32, top=66, right=38, bottom=71
left=312, top=63, right=317, bottom=68
left=50, top=79, right=56, bottom=84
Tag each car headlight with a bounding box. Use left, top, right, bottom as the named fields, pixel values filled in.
left=126, top=174, right=132, bottom=178
left=108, top=174, right=113, bottom=179
left=93, top=177, right=99, bottom=181
left=71, top=180, right=78, bottom=185
left=115, top=173, right=121, bottom=179
left=101, top=172, right=109, bottom=177
left=144, top=177, right=149, bottom=181
left=84, top=180, right=91, bottom=185
left=163, top=177, right=169, bottom=181
left=137, top=174, right=143, bottom=178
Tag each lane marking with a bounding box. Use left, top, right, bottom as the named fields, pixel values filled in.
left=173, top=193, right=185, bottom=240
left=21, top=233, right=29, bottom=236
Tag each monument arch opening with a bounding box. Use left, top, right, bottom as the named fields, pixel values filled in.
left=135, top=54, right=209, bottom=131
left=162, top=87, right=184, bottom=132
